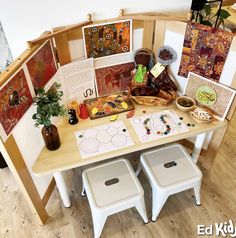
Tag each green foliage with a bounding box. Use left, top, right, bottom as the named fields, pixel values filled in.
left=197, top=3, right=231, bottom=28
left=32, top=83, right=66, bottom=127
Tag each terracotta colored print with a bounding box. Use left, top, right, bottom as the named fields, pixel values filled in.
left=26, top=41, right=57, bottom=90
left=95, top=62, right=135, bottom=96
left=0, top=69, right=33, bottom=135
left=178, top=22, right=233, bottom=81
left=83, top=20, right=131, bottom=59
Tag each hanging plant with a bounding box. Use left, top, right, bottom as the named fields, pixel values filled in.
left=197, top=3, right=231, bottom=28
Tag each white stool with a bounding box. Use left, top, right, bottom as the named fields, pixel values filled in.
left=136, top=144, right=202, bottom=222
left=82, top=158, right=148, bottom=238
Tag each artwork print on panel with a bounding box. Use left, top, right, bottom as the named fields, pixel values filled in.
left=0, top=68, right=33, bottom=137
left=95, top=62, right=135, bottom=96
left=26, top=40, right=57, bottom=90
left=83, top=20, right=132, bottom=59
left=178, top=22, right=233, bottom=81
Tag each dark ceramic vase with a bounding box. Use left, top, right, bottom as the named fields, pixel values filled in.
left=41, top=124, right=61, bottom=151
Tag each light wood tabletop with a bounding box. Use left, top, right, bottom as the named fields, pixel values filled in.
left=32, top=104, right=227, bottom=176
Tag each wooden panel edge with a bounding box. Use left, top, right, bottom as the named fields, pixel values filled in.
left=1, top=135, right=48, bottom=224
left=42, top=178, right=56, bottom=207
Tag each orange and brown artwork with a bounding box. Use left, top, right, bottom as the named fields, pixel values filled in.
left=26, top=40, right=57, bottom=90
left=83, top=20, right=132, bottom=59
left=95, top=62, right=135, bottom=96
left=0, top=68, right=33, bottom=136
left=178, top=22, right=233, bottom=81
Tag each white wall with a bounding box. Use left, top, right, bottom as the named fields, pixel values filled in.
left=0, top=0, right=191, bottom=58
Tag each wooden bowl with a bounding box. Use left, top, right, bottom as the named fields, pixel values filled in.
left=176, top=96, right=196, bottom=112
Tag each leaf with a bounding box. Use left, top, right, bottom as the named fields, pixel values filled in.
left=204, top=4, right=211, bottom=16
left=201, top=20, right=212, bottom=27
left=219, top=9, right=231, bottom=19
left=199, top=13, right=204, bottom=23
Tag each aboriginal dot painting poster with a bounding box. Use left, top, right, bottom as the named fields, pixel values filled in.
left=178, top=22, right=233, bottom=81
left=82, top=20, right=132, bottom=59
left=0, top=68, right=33, bottom=140
left=26, top=40, right=57, bottom=91
left=95, top=62, right=135, bottom=96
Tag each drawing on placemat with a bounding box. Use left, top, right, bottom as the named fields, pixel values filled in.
left=129, top=110, right=189, bottom=143
left=75, top=121, right=134, bottom=158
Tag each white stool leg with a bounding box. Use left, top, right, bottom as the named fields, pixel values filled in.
left=53, top=172, right=71, bottom=207
left=81, top=182, right=86, bottom=197
left=134, top=196, right=148, bottom=223
left=92, top=212, right=107, bottom=238
left=152, top=189, right=168, bottom=222
left=136, top=163, right=142, bottom=176
left=193, top=181, right=201, bottom=206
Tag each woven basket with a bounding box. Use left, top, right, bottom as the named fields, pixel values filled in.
left=128, top=89, right=176, bottom=106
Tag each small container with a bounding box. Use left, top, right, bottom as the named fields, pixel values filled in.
left=176, top=96, right=196, bottom=112
left=79, top=103, right=89, bottom=119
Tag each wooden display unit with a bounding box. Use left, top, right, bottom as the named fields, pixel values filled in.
left=0, top=10, right=235, bottom=225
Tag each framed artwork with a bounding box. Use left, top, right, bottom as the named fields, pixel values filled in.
left=26, top=40, right=57, bottom=91
left=82, top=20, right=132, bottom=59
left=185, top=73, right=236, bottom=120
left=0, top=68, right=33, bottom=140
left=95, top=62, right=135, bottom=96
left=178, top=22, right=233, bottom=82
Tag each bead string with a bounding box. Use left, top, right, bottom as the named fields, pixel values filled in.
left=143, top=114, right=171, bottom=135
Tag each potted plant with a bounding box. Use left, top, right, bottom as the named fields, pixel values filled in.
left=32, top=83, right=66, bottom=150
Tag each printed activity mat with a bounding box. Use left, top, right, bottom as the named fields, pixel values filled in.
left=84, top=92, right=135, bottom=120
left=75, top=120, right=134, bottom=158
left=129, top=110, right=189, bottom=143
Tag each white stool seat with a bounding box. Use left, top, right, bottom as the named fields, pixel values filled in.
left=137, top=144, right=202, bottom=222
left=82, top=158, right=148, bottom=238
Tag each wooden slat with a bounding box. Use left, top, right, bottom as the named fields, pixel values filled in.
left=153, top=20, right=166, bottom=60
left=54, top=32, right=71, bottom=66
left=42, top=178, right=56, bottom=206
left=142, top=20, right=155, bottom=49
left=27, top=21, right=92, bottom=49
left=118, top=13, right=188, bottom=22
left=2, top=135, right=48, bottom=224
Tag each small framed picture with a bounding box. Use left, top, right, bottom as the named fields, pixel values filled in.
left=82, top=19, right=132, bottom=59
left=185, top=73, right=236, bottom=120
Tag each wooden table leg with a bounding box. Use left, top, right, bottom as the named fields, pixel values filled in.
left=53, top=171, right=71, bottom=207
left=191, top=132, right=207, bottom=163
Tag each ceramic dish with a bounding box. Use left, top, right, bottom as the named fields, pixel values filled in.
left=176, top=96, right=196, bottom=112
left=189, top=107, right=213, bottom=123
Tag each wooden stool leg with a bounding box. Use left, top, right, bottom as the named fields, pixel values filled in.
left=135, top=196, right=148, bottom=223
left=152, top=189, right=168, bottom=222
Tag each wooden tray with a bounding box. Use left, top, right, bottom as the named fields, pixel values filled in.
left=84, top=92, right=135, bottom=120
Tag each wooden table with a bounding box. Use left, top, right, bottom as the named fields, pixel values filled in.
left=32, top=104, right=227, bottom=207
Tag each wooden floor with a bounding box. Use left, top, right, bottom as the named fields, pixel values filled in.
left=1, top=114, right=236, bottom=238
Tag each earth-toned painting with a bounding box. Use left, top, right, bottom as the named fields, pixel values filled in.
left=95, top=62, right=135, bottom=96
left=178, top=22, right=233, bottom=81
left=0, top=68, right=33, bottom=138
left=83, top=20, right=132, bottom=59
left=26, top=40, right=57, bottom=90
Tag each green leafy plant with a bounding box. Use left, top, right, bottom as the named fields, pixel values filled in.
left=32, top=83, right=66, bottom=127
left=198, top=3, right=231, bottom=28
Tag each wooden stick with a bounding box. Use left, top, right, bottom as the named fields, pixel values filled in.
left=118, top=13, right=189, bottom=22
left=27, top=20, right=93, bottom=49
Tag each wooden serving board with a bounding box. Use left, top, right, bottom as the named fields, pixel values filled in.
left=84, top=92, right=135, bottom=120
